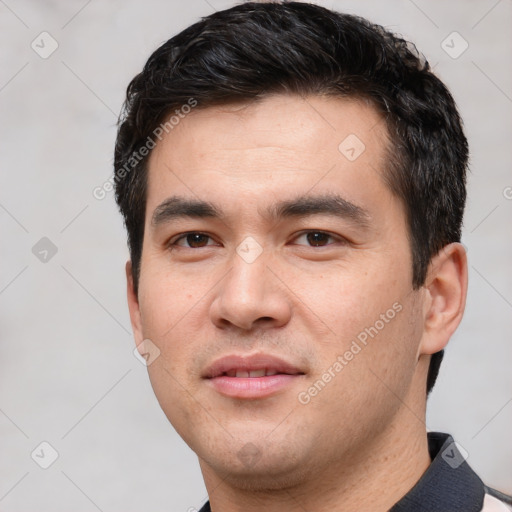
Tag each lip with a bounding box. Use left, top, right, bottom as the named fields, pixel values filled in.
left=203, top=353, right=305, bottom=399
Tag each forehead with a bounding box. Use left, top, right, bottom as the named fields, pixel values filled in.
left=145, top=94, right=394, bottom=220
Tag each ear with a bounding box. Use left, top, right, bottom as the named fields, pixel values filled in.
left=419, top=243, right=468, bottom=356
left=126, top=261, right=144, bottom=346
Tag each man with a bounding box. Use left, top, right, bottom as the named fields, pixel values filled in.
left=113, top=2, right=511, bottom=510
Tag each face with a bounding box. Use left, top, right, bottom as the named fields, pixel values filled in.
left=128, top=95, right=428, bottom=489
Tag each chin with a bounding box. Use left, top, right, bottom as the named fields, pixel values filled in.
left=200, top=444, right=313, bottom=492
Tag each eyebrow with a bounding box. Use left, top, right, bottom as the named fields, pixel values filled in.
left=151, top=194, right=371, bottom=228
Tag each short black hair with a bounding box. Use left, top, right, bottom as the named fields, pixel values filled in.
left=114, top=1, right=468, bottom=394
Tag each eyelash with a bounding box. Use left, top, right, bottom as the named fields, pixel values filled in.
left=168, top=230, right=345, bottom=249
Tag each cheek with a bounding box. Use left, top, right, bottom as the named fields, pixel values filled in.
left=136, top=279, right=207, bottom=406
left=308, top=298, right=422, bottom=440
left=138, top=271, right=208, bottom=435
left=335, top=295, right=421, bottom=400
left=137, top=260, right=209, bottom=339
left=288, top=258, right=409, bottom=345
left=146, top=359, right=203, bottom=450
left=290, top=255, right=420, bottom=413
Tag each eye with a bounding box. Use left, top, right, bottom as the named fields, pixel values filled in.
left=168, top=230, right=344, bottom=250
left=293, top=230, right=343, bottom=247
left=170, top=232, right=218, bottom=249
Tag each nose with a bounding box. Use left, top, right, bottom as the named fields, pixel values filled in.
left=209, top=246, right=292, bottom=332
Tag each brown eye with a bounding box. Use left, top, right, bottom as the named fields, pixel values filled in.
left=294, top=231, right=338, bottom=247
left=306, top=232, right=331, bottom=246
left=172, top=233, right=215, bottom=248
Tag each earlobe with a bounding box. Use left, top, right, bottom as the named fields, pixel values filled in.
left=126, top=261, right=144, bottom=346
left=419, top=243, right=468, bottom=356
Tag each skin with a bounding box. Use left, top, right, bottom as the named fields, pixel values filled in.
left=126, top=95, right=468, bottom=512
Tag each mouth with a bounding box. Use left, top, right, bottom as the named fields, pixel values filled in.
left=203, top=354, right=305, bottom=399
left=220, top=369, right=285, bottom=377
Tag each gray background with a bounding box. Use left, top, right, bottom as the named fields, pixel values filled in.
left=0, top=0, right=511, bottom=510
